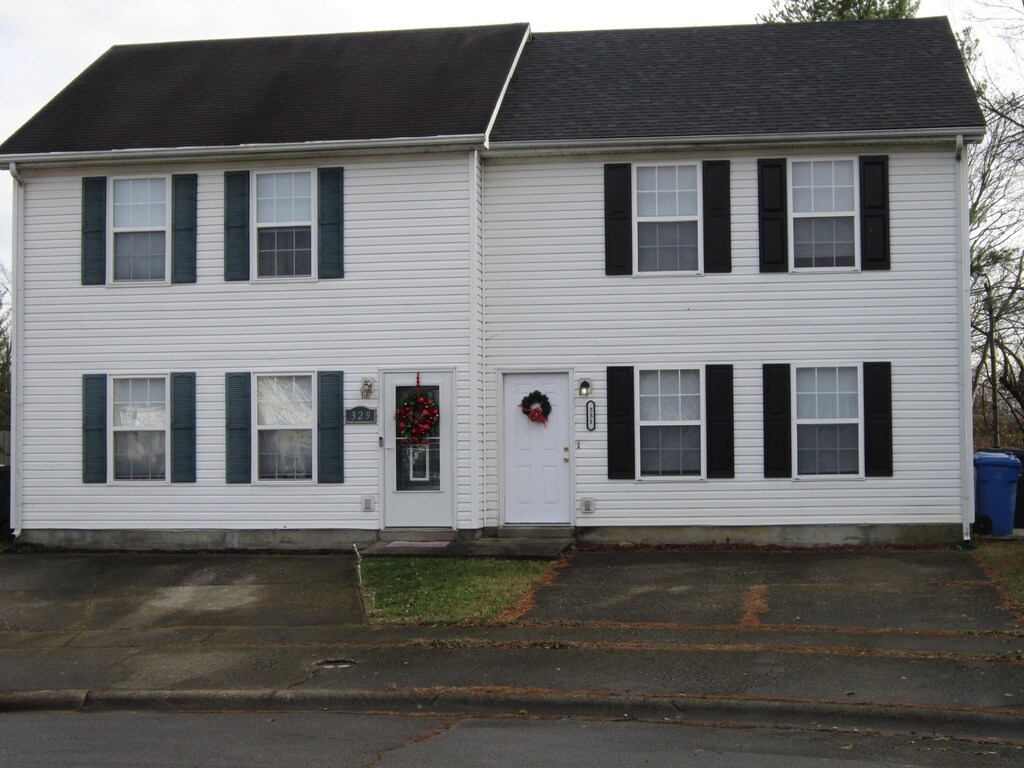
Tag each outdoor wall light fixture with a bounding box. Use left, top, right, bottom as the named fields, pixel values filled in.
left=360, top=377, right=375, bottom=399
left=578, top=380, right=592, bottom=397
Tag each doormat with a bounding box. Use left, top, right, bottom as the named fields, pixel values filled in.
left=386, top=540, right=451, bottom=548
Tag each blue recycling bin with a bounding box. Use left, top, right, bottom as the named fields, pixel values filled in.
left=974, top=452, right=1021, bottom=536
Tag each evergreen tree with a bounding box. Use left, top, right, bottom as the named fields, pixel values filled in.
left=758, top=0, right=919, bottom=22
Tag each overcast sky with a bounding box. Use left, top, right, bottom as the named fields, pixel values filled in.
left=0, top=0, right=1017, bottom=269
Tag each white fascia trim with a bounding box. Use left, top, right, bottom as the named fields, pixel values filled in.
left=484, top=127, right=987, bottom=156
left=483, top=24, right=532, bottom=148
left=0, top=134, right=487, bottom=168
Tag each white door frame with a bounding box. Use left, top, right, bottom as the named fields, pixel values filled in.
left=379, top=367, right=457, bottom=529
left=497, top=368, right=576, bottom=526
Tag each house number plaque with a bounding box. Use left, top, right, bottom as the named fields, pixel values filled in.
left=345, top=406, right=377, bottom=424
left=586, top=400, right=596, bottom=431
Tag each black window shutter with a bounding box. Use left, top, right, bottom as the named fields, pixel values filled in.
left=225, top=372, right=251, bottom=483
left=224, top=171, right=250, bottom=281
left=81, top=177, right=107, bottom=285
left=170, top=372, right=197, bottom=483
left=860, top=156, right=890, bottom=271
left=317, top=371, right=345, bottom=483
left=702, top=161, right=731, bottom=273
left=863, top=362, right=893, bottom=477
left=705, top=364, right=734, bottom=478
left=318, top=168, right=344, bottom=279
left=763, top=364, right=792, bottom=478
left=604, top=164, right=633, bottom=276
left=758, top=159, right=788, bottom=273
left=607, top=366, right=636, bottom=479
left=82, top=374, right=107, bottom=483
left=172, top=174, right=198, bottom=284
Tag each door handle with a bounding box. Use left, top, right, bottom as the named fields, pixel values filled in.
left=563, top=457, right=569, bottom=463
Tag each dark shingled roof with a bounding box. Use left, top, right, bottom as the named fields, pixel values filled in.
left=489, top=17, right=985, bottom=143
left=0, top=24, right=529, bottom=155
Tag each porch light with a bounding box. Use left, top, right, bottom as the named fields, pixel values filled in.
left=579, top=380, right=592, bottom=397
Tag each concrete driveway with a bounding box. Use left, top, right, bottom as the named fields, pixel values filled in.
left=520, top=549, right=1022, bottom=631
left=0, top=553, right=364, bottom=633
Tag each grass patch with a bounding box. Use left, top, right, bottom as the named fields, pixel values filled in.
left=976, top=542, right=1024, bottom=611
left=360, top=557, right=553, bottom=625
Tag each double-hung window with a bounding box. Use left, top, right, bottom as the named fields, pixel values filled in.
left=111, top=177, right=169, bottom=282
left=638, top=368, right=703, bottom=477
left=255, top=374, right=315, bottom=480
left=254, top=171, right=314, bottom=279
left=790, top=159, right=857, bottom=269
left=794, top=366, right=861, bottom=476
left=635, top=164, right=701, bottom=273
left=111, top=376, right=168, bottom=481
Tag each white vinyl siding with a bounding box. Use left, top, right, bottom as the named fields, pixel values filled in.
left=482, top=147, right=964, bottom=527
left=17, top=153, right=476, bottom=531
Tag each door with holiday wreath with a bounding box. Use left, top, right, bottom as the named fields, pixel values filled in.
left=502, top=372, right=572, bottom=525
left=383, top=371, right=454, bottom=528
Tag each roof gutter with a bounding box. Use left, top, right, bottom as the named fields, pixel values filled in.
left=0, top=133, right=487, bottom=168
left=484, top=126, right=986, bottom=156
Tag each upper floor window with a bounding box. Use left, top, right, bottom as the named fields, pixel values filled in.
left=111, top=177, right=169, bottom=282
left=254, top=171, right=314, bottom=279
left=791, top=160, right=857, bottom=269
left=634, top=164, right=701, bottom=273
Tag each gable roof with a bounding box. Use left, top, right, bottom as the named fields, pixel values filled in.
left=0, top=23, right=529, bottom=156
left=489, top=17, right=985, bottom=144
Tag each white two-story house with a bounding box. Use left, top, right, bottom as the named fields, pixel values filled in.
left=0, top=18, right=985, bottom=548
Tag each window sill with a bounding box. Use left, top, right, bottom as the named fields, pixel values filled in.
left=107, top=280, right=172, bottom=288
left=633, top=271, right=704, bottom=278
left=789, top=267, right=860, bottom=275
left=636, top=475, right=706, bottom=483
left=792, top=474, right=865, bottom=481
left=249, top=276, right=318, bottom=285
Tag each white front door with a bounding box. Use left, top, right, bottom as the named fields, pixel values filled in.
left=503, top=372, right=573, bottom=525
left=383, top=371, right=454, bottom=528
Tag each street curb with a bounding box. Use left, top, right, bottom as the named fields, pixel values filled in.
left=1, top=688, right=1022, bottom=742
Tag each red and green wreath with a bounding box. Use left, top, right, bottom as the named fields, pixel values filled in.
left=520, top=390, right=552, bottom=426
left=394, top=374, right=439, bottom=446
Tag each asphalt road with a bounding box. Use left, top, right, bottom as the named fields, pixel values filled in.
left=3, top=711, right=1021, bottom=767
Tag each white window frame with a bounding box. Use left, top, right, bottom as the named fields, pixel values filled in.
left=635, top=366, right=706, bottom=480
left=107, top=174, right=172, bottom=285
left=252, top=372, right=317, bottom=483
left=250, top=169, right=317, bottom=282
left=632, top=163, right=704, bottom=275
left=108, top=373, right=170, bottom=483
left=791, top=363, right=864, bottom=479
left=787, top=157, right=860, bottom=273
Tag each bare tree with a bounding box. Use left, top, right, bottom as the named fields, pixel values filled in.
left=758, top=0, right=920, bottom=22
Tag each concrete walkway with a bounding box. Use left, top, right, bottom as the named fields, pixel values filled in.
left=0, top=548, right=1022, bottom=743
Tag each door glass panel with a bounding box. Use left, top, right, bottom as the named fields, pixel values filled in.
left=395, top=385, right=441, bottom=491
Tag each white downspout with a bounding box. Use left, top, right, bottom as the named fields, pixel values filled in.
left=955, top=137, right=975, bottom=541
left=7, top=163, right=23, bottom=536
